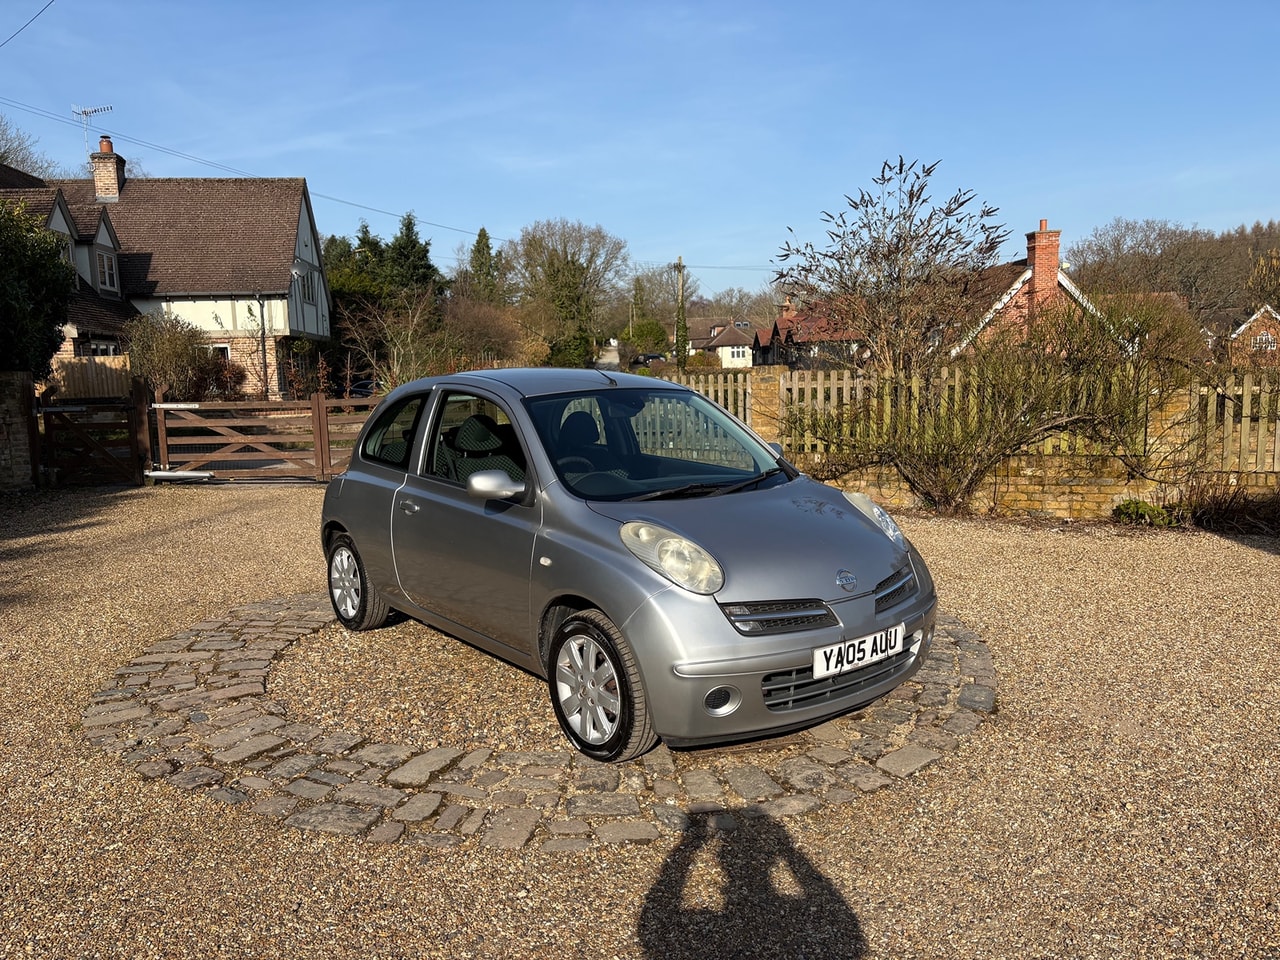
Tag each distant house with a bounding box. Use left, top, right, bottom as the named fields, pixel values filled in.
left=687, top=318, right=760, bottom=368
left=752, top=298, right=866, bottom=369
left=1228, top=304, right=1280, bottom=365
left=950, top=219, right=1101, bottom=355
left=0, top=136, right=331, bottom=398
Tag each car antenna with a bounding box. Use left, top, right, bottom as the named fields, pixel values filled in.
left=598, top=369, right=618, bottom=386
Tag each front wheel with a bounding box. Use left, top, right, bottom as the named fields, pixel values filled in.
left=547, top=610, right=657, bottom=762
left=326, top=533, right=390, bottom=631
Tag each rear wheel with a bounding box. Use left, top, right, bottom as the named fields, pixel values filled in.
left=326, top=533, right=390, bottom=631
left=547, top=610, right=657, bottom=762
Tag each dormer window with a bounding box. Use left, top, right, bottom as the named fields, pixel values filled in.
left=97, top=251, right=119, bottom=293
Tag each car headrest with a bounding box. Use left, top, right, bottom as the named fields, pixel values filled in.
left=560, top=410, right=599, bottom=448
left=455, top=414, right=504, bottom=453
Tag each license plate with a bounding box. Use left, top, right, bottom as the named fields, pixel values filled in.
left=813, top=623, right=905, bottom=680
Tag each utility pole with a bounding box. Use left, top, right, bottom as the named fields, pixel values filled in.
left=672, top=256, right=688, bottom=372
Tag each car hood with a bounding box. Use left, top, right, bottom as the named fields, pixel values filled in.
left=586, top=476, right=911, bottom=603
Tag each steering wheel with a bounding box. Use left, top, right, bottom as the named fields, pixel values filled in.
left=557, top=456, right=595, bottom=475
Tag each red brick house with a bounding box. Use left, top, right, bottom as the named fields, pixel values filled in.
left=1228, top=304, right=1280, bottom=365
left=0, top=136, right=331, bottom=398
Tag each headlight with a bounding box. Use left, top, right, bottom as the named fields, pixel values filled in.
left=620, top=522, right=724, bottom=595
left=843, top=492, right=906, bottom=549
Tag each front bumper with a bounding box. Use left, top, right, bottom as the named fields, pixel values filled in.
left=620, top=582, right=937, bottom=747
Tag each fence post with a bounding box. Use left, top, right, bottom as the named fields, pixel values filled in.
left=153, top=388, right=170, bottom=470
left=312, top=392, right=331, bottom=480
left=130, top=378, right=151, bottom=483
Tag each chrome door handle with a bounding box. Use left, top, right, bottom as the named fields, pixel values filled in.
left=398, top=498, right=420, bottom=514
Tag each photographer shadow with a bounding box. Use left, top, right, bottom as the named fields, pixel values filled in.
left=638, top=811, right=867, bottom=959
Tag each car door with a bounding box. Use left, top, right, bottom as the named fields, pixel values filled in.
left=390, top=389, right=541, bottom=659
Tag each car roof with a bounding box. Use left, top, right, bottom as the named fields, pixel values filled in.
left=396, top=367, right=691, bottom=400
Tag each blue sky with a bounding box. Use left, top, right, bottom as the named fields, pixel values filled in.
left=2, top=0, right=1277, bottom=296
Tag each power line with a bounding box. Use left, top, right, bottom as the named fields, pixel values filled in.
left=0, top=92, right=776, bottom=281
left=0, top=0, right=56, bottom=51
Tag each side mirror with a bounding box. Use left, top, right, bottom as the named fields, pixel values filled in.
left=768, top=442, right=784, bottom=456
left=467, top=469, right=526, bottom=501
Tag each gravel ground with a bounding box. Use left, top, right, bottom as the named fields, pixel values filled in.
left=1, top=484, right=1278, bottom=959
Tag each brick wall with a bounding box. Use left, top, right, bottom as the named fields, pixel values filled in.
left=0, top=372, right=35, bottom=489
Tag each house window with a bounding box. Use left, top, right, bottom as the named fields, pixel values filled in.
left=730, top=345, right=747, bottom=360
left=1251, top=332, right=1277, bottom=352
left=96, top=251, right=119, bottom=292
left=203, top=344, right=231, bottom=362
left=88, top=338, right=121, bottom=357
left=297, top=270, right=316, bottom=303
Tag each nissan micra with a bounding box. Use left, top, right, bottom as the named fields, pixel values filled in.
left=321, top=368, right=937, bottom=762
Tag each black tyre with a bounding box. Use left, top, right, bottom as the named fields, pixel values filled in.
left=326, top=533, right=390, bottom=631
left=547, top=609, right=657, bottom=762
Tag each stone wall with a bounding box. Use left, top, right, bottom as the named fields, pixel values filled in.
left=0, top=372, right=35, bottom=489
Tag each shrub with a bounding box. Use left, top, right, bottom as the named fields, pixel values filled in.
left=1112, top=499, right=1176, bottom=527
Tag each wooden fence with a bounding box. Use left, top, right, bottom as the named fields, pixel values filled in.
left=659, top=371, right=752, bottom=423
left=1200, top=370, right=1280, bottom=473
left=43, top=356, right=132, bottom=400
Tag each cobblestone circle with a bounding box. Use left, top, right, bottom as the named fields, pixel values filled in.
left=83, top=595, right=996, bottom=851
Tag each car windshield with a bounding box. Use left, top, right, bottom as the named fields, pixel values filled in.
left=526, top=387, right=788, bottom=501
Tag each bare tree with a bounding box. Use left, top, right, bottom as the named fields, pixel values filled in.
left=502, top=219, right=629, bottom=367
left=775, top=158, right=1009, bottom=374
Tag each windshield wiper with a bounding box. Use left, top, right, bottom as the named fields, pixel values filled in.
left=623, top=482, right=729, bottom=502
left=708, top=467, right=783, bottom=496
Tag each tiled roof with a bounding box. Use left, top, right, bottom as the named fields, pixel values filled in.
left=49, top=177, right=305, bottom=297
left=65, top=285, right=139, bottom=335
left=705, top=325, right=753, bottom=348
left=0, top=187, right=58, bottom=224
left=0, top=162, right=46, bottom=188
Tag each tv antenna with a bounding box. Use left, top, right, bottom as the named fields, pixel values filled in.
left=71, top=104, right=113, bottom=155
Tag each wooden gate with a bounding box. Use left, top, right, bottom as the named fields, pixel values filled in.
left=152, top=394, right=376, bottom=481
left=41, top=398, right=147, bottom=485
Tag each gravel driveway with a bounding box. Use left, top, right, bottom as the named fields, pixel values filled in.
left=1, top=484, right=1277, bottom=959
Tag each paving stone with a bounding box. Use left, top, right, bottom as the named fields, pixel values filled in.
left=843, top=767, right=894, bottom=793
left=459, top=808, right=488, bottom=835
left=311, top=732, right=365, bottom=755
left=434, top=804, right=470, bottom=832
left=594, top=821, right=660, bottom=844
left=777, top=758, right=840, bottom=791
left=679, top=768, right=723, bottom=800
left=392, top=793, right=443, bottom=822
left=264, top=755, right=324, bottom=780
left=204, top=716, right=286, bottom=749
left=307, top=770, right=351, bottom=786
left=81, top=705, right=151, bottom=728
left=325, top=759, right=365, bottom=775
left=942, top=710, right=983, bottom=736
left=909, top=727, right=960, bottom=753
left=641, top=746, right=677, bottom=776
left=414, top=834, right=465, bottom=850
left=724, top=765, right=784, bottom=801
left=133, top=760, right=175, bottom=779
left=456, top=749, right=493, bottom=770
left=439, top=784, right=488, bottom=802
left=235, top=775, right=275, bottom=792
left=285, top=803, right=380, bottom=836
left=352, top=742, right=417, bottom=767
left=687, top=800, right=727, bottom=814
left=651, top=805, right=690, bottom=832
left=575, top=764, right=620, bottom=792
left=566, top=794, right=640, bottom=818
left=207, top=787, right=250, bottom=805
left=250, top=796, right=299, bottom=818
left=387, top=748, right=465, bottom=786
left=491, top=790, right=528, bottom=806
left=368, top=821, right=405, bottom=844
left=482, top=809, right=541, bottom=849
left=958, top=683, right=996, bottom=713
left=876, top=744, right=942, bottom=778
left=505, top=776, right=559, bottom=793
left=212, top=734, right=286, bottom=764
left=336, top=782, right=406, bottom=808
left=757, top=795, right=822, bottom=818
left=167, top=766, right=224, bottom=790
left=473, top=770, right=508, bottom=789
left=283, top=779, right=332, bottom=800
left=807, top=746, right=856, bottom=766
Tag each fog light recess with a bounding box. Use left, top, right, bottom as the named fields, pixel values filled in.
left=703, top=685, right=741, bottom=717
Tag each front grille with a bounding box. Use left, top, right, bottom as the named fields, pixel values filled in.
left=761, top=645, right=916, bottom=713
left=719, top=599, right=838, bottom=636
left=874, top=564, right=918, bottom=614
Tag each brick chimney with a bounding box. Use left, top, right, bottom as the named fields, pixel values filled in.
left=90, top=135, right=126, bottom=203
left=1025, top=218, right=1061, bottom=307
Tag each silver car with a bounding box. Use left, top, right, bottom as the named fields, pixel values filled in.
left=321, top=368, right=937, bottom=762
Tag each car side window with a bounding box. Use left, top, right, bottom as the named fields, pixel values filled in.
left=423, top=392, right=527, bottom=484
left=361, top=395, right=425, bottom=469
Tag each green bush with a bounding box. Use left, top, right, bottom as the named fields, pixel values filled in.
left=1112, top=499, right=1176, bottom=527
